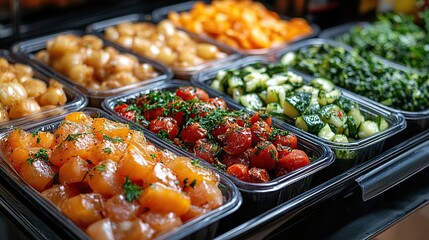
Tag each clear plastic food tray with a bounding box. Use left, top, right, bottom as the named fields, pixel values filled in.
left=150, top=1, right=320, bottom=58
left=11, top=30, right=173, bottom=107
left=191, top=56, right=406, bottom=173
left=0, top=49, right=87, bottom=130
left=274, top=38, right=428, bottom=135
left=102, top=80, right=334, bottom=222
left=86, top=13, right=240, bottom=79
left=0, top=108, right=242, bottom=240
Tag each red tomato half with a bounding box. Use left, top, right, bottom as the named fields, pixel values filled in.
left=223, top=126, right=252, bottom=156
left=250, top=112, right=272, bottom=127
left=226, top=163, right=249, bottom=182
left=277, top=149, right=310, bottom=172
left=176, top=86, right=209, bottom=102
left=249, top=141, right=278, bottom=171
left=181, top=122, right=207, bottom=146
left=272, top=132, right=298, bottom=149
left=207, top=97, right=227, bottom=110
left=194, top=139, right=216, bottom=164
left=114, top=104, right=135, bottom=121
left=248, top=167, right=270, bottom=183
left=250, top=121, right=271, bottom=145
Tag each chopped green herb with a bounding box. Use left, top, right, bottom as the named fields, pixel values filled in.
left=191, top=159, right=201, bottom=167
left=36, top=136, right=41, bottom=144
left=103, top=148, right=112, bottom=154
left=53, top=173, right=59, bottom=185
left=55, top=134, right=60, bottom=139
left=102, top=134, right=123, bottom=143
left=189, top=179, right=197, bottom=188
left=32, top=131, right=39, bottom=137
left=183, top=178, right=189, bottom=187
left=156, top=129, right=170, bottom=140
left=150, top=154, right=156, bottom=159
left=123, top=176, right=142, bottom=202
left=96, top=163, right=106, bottom=172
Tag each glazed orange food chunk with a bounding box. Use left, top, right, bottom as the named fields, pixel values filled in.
left=1, top=112, right=224, bottom=239
left=168, top=1, right=313, bottom=50
left=0, top=57, right=67, bottom=121
left=104, top=20, right=227, bottom=68
left=36, top=34, right=159, bottom=90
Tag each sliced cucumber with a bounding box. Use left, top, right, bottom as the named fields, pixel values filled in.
left=347, top=103, right=365, bottom=129
left=332, top=134, right=349, bottom=143
left=337, top=97, right=355, bottom=113
left=227, top=75, right=244, bottom=88
left=232, top=88, right=244, bottom=102
left=344, top=116, right=358, bottom=138
left=358, top=120, right=380, bottom=139
left=283, top=92, right=312, bottom=119
left=266, top=74, right=288, bottom=86
left=318, top=104, right=347, bottom=128
left=296, top=85, right=319, bottom=105
left=210, top=79, right=224, bottom=92
left=318, top=123, right=335, bottom=141
left=295, top=114, right=325, bottom=134
left=375, top=116, right=389, bottom=131
left=318, top=89, right=341, bottom=106
left=286, top=71, right=304, bottom=87
left=303, top=104, right=320, bottom=115
left=335, top=149, right=357, bottom=160
left=240, top=94, right=264, bottom=110
left=258, top=90, right=267, bottom=103
left=280, top=84, right=294, bottom=93
left=266, top=86, right=286, bottom=106
left=309, top=78, right=336, bottom=92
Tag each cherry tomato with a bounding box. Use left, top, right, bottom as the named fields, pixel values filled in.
left=250, top=112, right=272, bottom=127
left=181, top=122, right=207, bottom=146
left=250, top=141, right=278, bottom=171
left=221, top=153, right=249, bottom=168
left=226, top=163, right=249, bottom=182
left=277, top=145, right=292, bottom=159
left=114, top=103, right=135, bottom=121
left=272, top=131, right=298, bottom=149
left=207, top=97, right=227, bottom=109
left=149, top=117, right=179, bottom=140
left=278, top=149, right=310, bottom=172
left=274, top=167, right=289, bottom=178
left=248, top=167, right=270, bottom=183
left=210, top=119, right=235, bottom=144
left=166, top=100, right=187, bottom=127
left=250, top=120, right=271, bottom=145
left=223, top=126, right=252, bottom=156
left=176, top=86, right=209, bottom=101
left=188, top=102, right=216, bottom=119
left=144, top=107, right=164, bottom=121
left=194, top=139, right=217, bottom=164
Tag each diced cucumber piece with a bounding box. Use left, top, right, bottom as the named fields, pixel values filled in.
left=286, top=71, right=304, bottom=87
left=318, top=89, right=341, bottom=106
left=318, top=104, right=347, bottom=128
left=258, top=90, right=267, bottom=103
left=296, top=85, right=319, bottom=105
left=358, top=120, right=380, bottom=139
left=210, top=79, right=224, bottom=92
left=309, top=78, right=336, bottom=92
left=245, top=78, right=260, bottom=93
left=375, top=116, right=389, bottom=131
left=240, top=94, right=264, bottom=110
left=318, top=124, right=335, bottom=141
left=337, top=97, right=355, bottom=113
left=283, top=92, right=312, bottom=118
left=228, top=75, right=244, bottom=88
left=280, top=52, right=296, bottom=65
left=232, top=88, right=244, bottom=102
left=243, top=72, right=269, bottom=92
left=347, top=103, right=365, bottom=128
left=295, top=114, right=325, bottom=134
left=266, top=86, right=286, bottom=106
left=344, top=116, right=358, bottom=138
left=335, top=149, right=357, bottom=160
left=215, top=70, right=227, bottom=81
left=303, top=104, right=320, bottom=115
left=332, top=134, right=349, bottom=143
left=266, top=102, right=284, bottom=115
left=280, top=84, right=294, bottom=93
left=266, top=74, right=288, bottom=86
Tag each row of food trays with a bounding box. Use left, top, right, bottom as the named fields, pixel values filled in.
left=0, top=1, right=428, bottom=239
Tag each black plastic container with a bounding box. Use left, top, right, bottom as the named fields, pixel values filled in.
left=0, top=49, right=87, bottom=130
left=216, top=129, right=429, bottom=239
left=102, top=80, right=334, bottom=222
left=151, top=1, right=320, bottom=58
left=274, top=38, right=428, bottom=137
left=86, top=13, right=240, bottom=79
left=0, top=108, right=242, bottom=240
left=191, top=56, right=406, bottom=173
left=11, top=30, right=172, bottom=107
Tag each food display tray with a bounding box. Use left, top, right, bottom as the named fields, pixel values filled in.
left=102, top=79, right=334, bottom=224
left=191, top=56, right=406, bottom=174
left=86, top=13, right=240, bottom=79
left=274, top=38, right=428, bottom=136
left=0, top=108, right=242, bottom=240
left=11, top=30, right=173, bottom=107
left=217, top=129, right=429, bottom=239
left=0, top=49, right=87, bottom=130
left=150, top=1, right=320, bottom=58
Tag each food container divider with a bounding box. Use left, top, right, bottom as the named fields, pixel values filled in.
left=191, top=56, right=406, bottom=175
left=11, top=30, right=173, bottom=107
left=150, top=1, right=320, bottom=58
left=0, top=107, right=242, bottom=240
left=102, top=80, right=334, bottom=224
left=0, top=49, right=87, bottom=130
left=86, top=13, right=240, bottom=79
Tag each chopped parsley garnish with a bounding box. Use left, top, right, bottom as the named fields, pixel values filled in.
left=27, top=148, right=50, bottom=164
left=183, top=178, right=189, bottom=187
left=103, top=148, right=112, bottom=154
left=31, top=131, right=39, bottom=137
left=53, top=173, right=59, bottom=185
left=156, top=129, right=170, bottom=140
left=123, top=176, right=142, bottom=202
left=36, top=136, right=41, bottom=144
left=55, top=134, right=60, bottom=139
left=150, top=154, right=156, bottom=159
left=102, top=134, right=123, bottom=143
left=189, top=179, right=197, bottom=188
left=191, top=159, right=201, bottom=167
left=96, top=163, right=106, bottom=172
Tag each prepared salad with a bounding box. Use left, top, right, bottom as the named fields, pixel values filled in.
left=337, top=10, right=429, bottom=71
left=104, top=19, right=228, bottom=68
left=0, top=57, right=67, bottom=121
left=210, top=63, right=389, bottom=145
left=35, top=34, right=159, bottom=90
left=281, top=44, right=429, bottom=112
left=167, top=1, right=313, bottom=50
left=113, top=86, right=312, bottom=183
left=0, top=112, right=224, bottom=239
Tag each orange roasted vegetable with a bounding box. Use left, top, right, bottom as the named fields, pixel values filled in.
left=1, top=112, right=225, bottom=239
left=168, top=1, right=313, bottom=50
